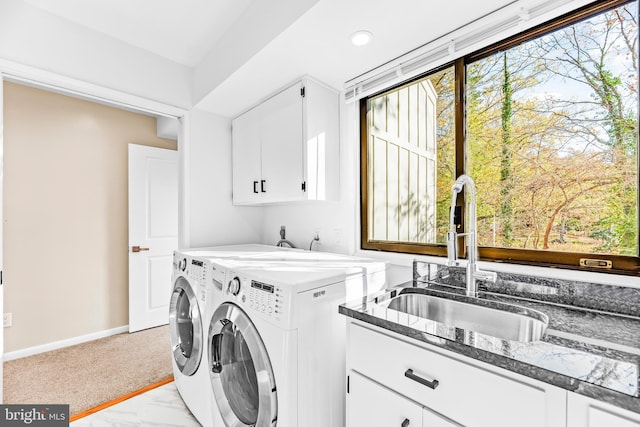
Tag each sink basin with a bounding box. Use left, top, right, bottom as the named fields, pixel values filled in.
left=377, top=290, right=548, bottom=342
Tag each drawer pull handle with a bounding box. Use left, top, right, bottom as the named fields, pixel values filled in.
left=404, top=368, right=439, bottom=390
left=253, top=181, right=259, bottom=193
left=401, top=419, right=410, bottom=427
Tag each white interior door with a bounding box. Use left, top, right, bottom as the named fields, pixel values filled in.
left=128, top=144, right=178, bottom=332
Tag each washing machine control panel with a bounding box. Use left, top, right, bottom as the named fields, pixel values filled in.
left=247, top=280, right=280, bottom=316
left=226, top=275, right=288, bottom=323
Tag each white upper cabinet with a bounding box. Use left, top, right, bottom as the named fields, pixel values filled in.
left=232, top=77, right=339, bottom=205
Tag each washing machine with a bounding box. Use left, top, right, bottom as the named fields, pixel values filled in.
left=169, top=250, right=216, bottom=427
left=206, top=257, right=387, bottom=427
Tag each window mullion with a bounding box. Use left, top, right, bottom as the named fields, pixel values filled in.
left=454, top=57, right=467, bottom=258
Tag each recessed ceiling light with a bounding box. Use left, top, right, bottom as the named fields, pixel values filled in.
left=351, top=30, right=373, bottom=46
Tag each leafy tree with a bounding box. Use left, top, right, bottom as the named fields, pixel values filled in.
left=467, top=2, right=638, bottom=255
left=500, top=52, right=514, bottom=246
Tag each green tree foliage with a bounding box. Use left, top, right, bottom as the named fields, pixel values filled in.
left=467, top=3, right=638, bottom=255
left=500, top=52, right=514, bottom=246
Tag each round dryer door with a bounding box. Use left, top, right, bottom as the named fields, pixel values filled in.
left=208, top=302, right=277, bottom=427
left=169, top=276, right=203, bottom=376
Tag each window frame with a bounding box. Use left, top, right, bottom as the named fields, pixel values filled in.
left=360, top=0, right=640, bottom=275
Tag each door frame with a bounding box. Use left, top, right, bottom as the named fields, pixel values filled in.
left=0, top=72, right=4, bottom=402
left=0, top=60, right=191, bottom=353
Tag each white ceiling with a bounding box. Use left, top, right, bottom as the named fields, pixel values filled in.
left=18, top=0, right=516, bottom=117
left=196, top=0, right=516, bottom=117
left=19, top=0, right=254, bottom=67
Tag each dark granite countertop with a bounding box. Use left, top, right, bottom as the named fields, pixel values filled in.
left=339, top=280, right=640, bottom=414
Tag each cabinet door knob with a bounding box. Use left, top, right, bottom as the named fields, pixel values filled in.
left=404, top=368, right=439, bottom=389
left=253, top=181, right=259, bottom=193
left=401, top=419, right=410, bottom=427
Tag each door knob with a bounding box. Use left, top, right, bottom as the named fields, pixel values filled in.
left=131, top=246, right=150, bottom=253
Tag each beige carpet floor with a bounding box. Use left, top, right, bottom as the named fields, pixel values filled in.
left=3, top=325, right=173, bottom=416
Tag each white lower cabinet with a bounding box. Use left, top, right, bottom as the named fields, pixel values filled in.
left=346, top=321, right=567, bottom=427
left=567, top=393, right=640, bottom=427
left=349, top=371, right=457, bottom=427
left=349, top=372, right=423, bottom=427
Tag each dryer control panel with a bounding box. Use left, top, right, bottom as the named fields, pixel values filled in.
left=173, top=253, right=209, bottom=305
left=187, top=258, right=206, bottom=282
left=188, top=259, right=207, bottom=304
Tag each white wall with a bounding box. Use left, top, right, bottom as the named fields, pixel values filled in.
left=260, top=97, right=358, bottom=254
left=0, top=0, right=191, bottom=109
left=186, top=109, right=262, bottom=248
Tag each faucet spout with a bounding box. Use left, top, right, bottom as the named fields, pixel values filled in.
left=446, top=175, right=497, bottom=297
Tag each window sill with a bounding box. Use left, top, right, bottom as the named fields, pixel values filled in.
left=355, top=248, right=640, bottom=289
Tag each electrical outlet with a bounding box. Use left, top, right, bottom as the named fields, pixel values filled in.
left=333, top=228, right=344, bottom=246
left=3, top=313, right=12, bottom=328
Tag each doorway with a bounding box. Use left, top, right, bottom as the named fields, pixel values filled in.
left=2, top=81, right=178, bottom=357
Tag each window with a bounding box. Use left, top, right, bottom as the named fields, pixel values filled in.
left=361, top=0, right=639, bottom=274
left=363, top=67, right=455, bottom=247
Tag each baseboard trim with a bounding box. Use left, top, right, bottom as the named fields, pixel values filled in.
left=3, top=325, right=129, bottom=361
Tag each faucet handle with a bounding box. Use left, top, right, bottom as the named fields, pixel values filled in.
left=474, top=269, right=498, bottom=283
left=446, top=231, right=458, bottom=263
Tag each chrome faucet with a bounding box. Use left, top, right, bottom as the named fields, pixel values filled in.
left=447, top=175, right=497, bottom=297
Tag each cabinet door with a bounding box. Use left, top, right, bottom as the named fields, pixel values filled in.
left=567, top=393, right=640, bottom=427
left=232, top=105, right=263, bottom=205
left=348, top=371, right=423, bottom=427
left=259, top=82, right=304, bottom=203
left=423, top=408, right=461, bottom=427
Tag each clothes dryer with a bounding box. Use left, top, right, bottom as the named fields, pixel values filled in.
left=206, top=257, right=387, bottom=427
left=169, top=250, right=216, bottom=427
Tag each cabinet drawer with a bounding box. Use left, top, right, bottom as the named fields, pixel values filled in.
left=348, top=371, right=423, bottom=427
left=348, top=322, right=564, bottom=427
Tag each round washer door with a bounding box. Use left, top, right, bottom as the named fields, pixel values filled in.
left=169, top=276, right=203, bottom=376
left=208, top=302, right=277, bottom=427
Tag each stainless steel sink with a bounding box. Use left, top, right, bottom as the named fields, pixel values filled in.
left=377, top=290, right=548, bottom=342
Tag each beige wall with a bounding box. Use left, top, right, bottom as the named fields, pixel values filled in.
left=3, top=82, right=177, bottom=353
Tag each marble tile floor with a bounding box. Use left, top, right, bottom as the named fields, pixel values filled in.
left=71, top=382, right=200, bottom=427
